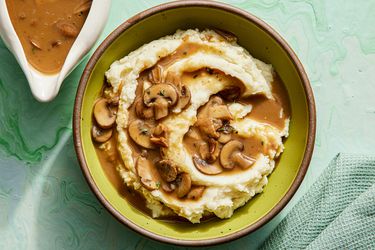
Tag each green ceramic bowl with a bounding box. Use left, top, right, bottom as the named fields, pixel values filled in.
left=73, top=0, right=316, bottom=246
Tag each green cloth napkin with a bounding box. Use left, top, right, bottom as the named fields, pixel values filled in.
left=261, top=153, right=375, bottom=249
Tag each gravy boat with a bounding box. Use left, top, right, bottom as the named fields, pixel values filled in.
left=0, top=0, right=111, bottom=102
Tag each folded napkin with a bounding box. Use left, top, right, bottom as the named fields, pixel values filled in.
left=261, top=153, right=375, bottom=249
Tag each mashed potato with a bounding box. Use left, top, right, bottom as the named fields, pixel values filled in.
left=103, top=29, right=289, bottom=223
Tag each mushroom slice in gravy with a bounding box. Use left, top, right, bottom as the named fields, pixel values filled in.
left=92, top=125, right=112, bottom=143
left=143, top=84, right=178, bottom=120
left=128, top=120, right=156, bottom=149
left=93, top=98, right=117, bottom=129
left=193, top=155, right=223, bottom=175
left=135, top=98, right=154, bottom=119
left=220, top=140, right=255, bottom=169
left=175, top=173, right=192, bottom=198
left=156, top=159, right=178, bottom=182
left=187, top=186, right=205, bottom=200
left=173, top=85, right=191, bottom=112
left=150, top=124, right=169, bottom=148
left=195, top=96, right=233, bottom=139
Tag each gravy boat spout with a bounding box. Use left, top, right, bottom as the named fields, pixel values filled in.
left=0, top=0, right=111, bottom=102
left=28, top=70, right=61, bottom=102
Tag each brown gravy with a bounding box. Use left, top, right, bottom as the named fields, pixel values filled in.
left=244, top=74, right=291, bottom=130
left=94, top=133, right=215, bottom=222
left=94, top=134, right=154, bottom=218
left=6, top=0, right=91, bottom=74
left=92, top=41, right=291, bottom=222
left=182, top=72, right=290, bottom=176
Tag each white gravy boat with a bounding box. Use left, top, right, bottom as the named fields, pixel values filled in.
left=0, top=0, right=111, bottom=102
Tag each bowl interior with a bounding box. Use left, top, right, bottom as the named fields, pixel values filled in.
left=78, top=5, right=311, bottom=243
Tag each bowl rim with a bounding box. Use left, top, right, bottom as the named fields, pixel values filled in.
left=73, top=0, right=316, bottom=246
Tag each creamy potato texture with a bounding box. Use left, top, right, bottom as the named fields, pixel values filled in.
left=97, top=29, right=290, bottom=223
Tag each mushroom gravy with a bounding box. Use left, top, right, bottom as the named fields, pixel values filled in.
left=94, top=129, right=214, bottom=222
left=183, top=72, right=290, bottom=176
left=6, top=0, right=91, bottom=74
left=92, top=71, right=290, bottom=219
left=91, top=33, right=291, bottom=221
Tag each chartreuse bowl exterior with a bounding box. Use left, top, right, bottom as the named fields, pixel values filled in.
left=73, top=0, right=315, bottom=246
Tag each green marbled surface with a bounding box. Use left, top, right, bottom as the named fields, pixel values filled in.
left=0, top=0, right=374, bottom=249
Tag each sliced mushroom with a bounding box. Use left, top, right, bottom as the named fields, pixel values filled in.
left=149, top=64, right=163, bottom=84
left=196, top=116, right=220, bottom=139
left=150, top=136, right=168, bottom=147
left=212, top=119, right=224, bottom=131
left=93, top=98, right=117, bottom=129
left=150, top=124, right=169, bottom=147
left=198, top=142, right=210, bottom=160
left=218, top=122, right=236, bottom=134
left=135, top=98, right=154, bottom=119
left=220, top=140, right=255, bottom=169
left=218, top=133, right=232, bottom=144
left=186, top=127, right=201, bottom=140
left=213, top=28, right=237, bottom=42
left=155, top=99, right=170, bottom=119
left=161, top=182, right=175, bottom=193
left=218, top=86, right=242, bottom=101
left=187, top=186, right=205, bottom=200
left=207, top=138, right=220, bottom=163
left=29, top=38, right=42, bottom=50
left=193, top=155, right=223, bottom=175
left=174, top=85, right=191, bottom=112
left=210, top=105, right=232, bottom=120
left=136, top=156, right=159, bottom=190
left=210, top=96, right=224, bottom=105
left=233, top=153, right=256, bottom=169
left=175, top=173, right=191, bottom=198
left=143, top=84, right=178, bottom=120
left=128, top=119, right=155, bottom=149
left=195, top=96, right=232, bottom=139
left=164, top=71, right=182, bottom=87
left=153, top=123, right=167, bottom=136
left=56, top=21, right=79, bottom=38
left=156, top=159, right=178, bottom=182
left=91, top=125, right=112, bottom=143
left=198, top=139, right=220, bottom=163
left=217, top=123, right=235, bottom=144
